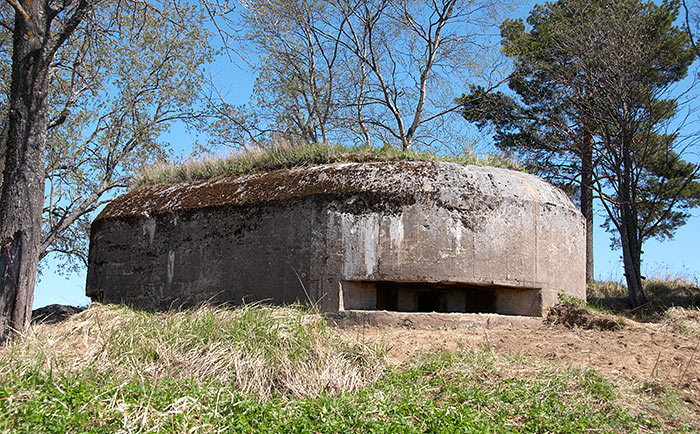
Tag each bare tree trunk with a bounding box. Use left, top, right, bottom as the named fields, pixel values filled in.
left=619, top=144, right=646, bottom=307
left=0, top=6, right=52, bottom=344
left=682, top=0, right=700, bottom=58
left=0, top=119, right=7, bottom=188
left=621, top=208, right=645, bottom=307
left=1, top=0, right=92, bottom=343
left=581, top=127, right=594, bottom=283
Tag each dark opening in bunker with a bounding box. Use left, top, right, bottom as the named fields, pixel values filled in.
left=465, top=287, right=497, bottom=313
left=343, top=281, right=541, bottom=316
left=417, top=292, right=440, bottom=312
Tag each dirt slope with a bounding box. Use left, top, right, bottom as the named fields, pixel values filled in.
left=336, top=310, right=700, bottom=414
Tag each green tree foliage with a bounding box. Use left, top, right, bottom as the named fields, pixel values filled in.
left=600, top=143, right=700, bottom=245
left=565, top=0, right=697, bottom=306
left=1, top=1, right=214, bottom=272
left=461, top=0, right=699, bottom=306
left=460, top=2, right=607, bottom=284
left=0, top=0, right=216, bottom=342
left=43, top=2, right=214, bottom=272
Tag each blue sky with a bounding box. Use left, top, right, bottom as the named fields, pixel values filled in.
left=31, top=0, right=700, bottom=308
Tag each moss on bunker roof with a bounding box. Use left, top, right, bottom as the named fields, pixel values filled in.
left=97, top=160, right=569, bottom=222
left=99, top=161, right=437, bottom=220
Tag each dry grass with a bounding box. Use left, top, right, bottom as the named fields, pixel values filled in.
left=1, top=304, right=693, bottom=432
left=663, top=306, right=700, bottom=337
left=134, top=141, right=520, bottom=187
left=588, top=277, right=700, bottom=322
left=0, top=303, right=386, bottom=401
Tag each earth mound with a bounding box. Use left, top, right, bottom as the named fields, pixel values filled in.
left=546, top=302, right=623, bottom=331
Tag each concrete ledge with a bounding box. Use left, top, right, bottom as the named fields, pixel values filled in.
left=325, top=309, right=543, bottom=330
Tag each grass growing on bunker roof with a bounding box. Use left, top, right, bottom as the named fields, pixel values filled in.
left=1, top=304, right=695, bottom=433
left=135, top=142, right=521, bottom=186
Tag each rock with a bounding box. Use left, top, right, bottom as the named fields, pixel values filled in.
left=31, top=304, right=86, bottom=324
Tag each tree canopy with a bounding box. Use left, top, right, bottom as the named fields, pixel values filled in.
left=209, top=0, right=513, bottom=152
left=461, top=0, right=699, bottom=306
left=1, top=1, right=215, bottom=273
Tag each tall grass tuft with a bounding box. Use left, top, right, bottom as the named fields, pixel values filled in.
left=135, top=141, right=520, bottom=187
left=588, top=277, right=700, bottom=322
left=0, top=303, right=385, bottom=401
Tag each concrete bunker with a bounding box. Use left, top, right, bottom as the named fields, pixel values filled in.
left=86, top=161, right=586, bottom=316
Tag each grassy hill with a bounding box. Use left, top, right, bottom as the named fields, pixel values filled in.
left=1, top=299, right=697, bottom=433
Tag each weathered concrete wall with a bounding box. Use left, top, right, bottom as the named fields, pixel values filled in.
left=87, top=161, right=586, bottom=315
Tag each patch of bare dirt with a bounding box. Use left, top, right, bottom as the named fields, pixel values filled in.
left=337, top=311, right=700, bottom=414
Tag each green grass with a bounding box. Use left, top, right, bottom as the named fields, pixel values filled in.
left=0, top=304, right=385, bottom=402
left=135, top=142, right=520, bottom=187
left=0, top=304, right=694, bottom=433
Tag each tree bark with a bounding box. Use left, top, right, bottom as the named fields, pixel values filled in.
left=621, top=207, right=645, bottom=307
left=0, top=4, right=52, bottom=344
left=619, top=140, right=646, bottom=307
left=581, top=127, right=594, bottom=284
left=1, top=0, right=93, bottom=344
